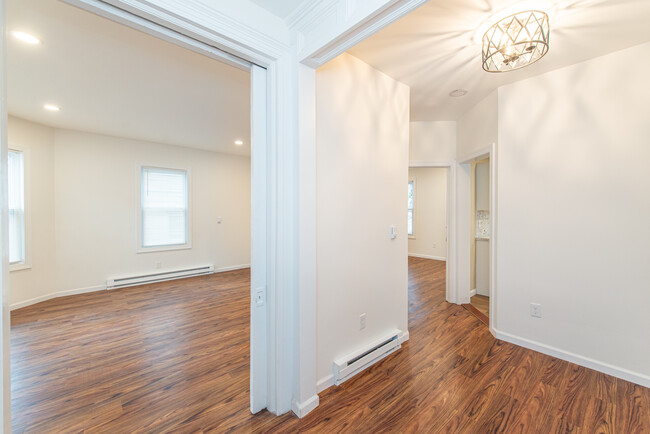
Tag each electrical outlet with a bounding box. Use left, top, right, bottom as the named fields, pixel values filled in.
left=155, top=261, right=162, bottom=269
left=359, top=313, right=366, bottom=330
left=530, top=303, right=542, bottom=318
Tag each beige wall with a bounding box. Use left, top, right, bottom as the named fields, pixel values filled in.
left=8, top=117, right=57, bottom=306
left=409, top=121, right=456, bottom=162
left=9, top=116, right=251, bottom=307
left=457, top=91, right=497, bottom=160
left=408, top=167, right=447, bottom=260
left=316, top=53, right=409, bottom=381
left=497, top=41, right=650, bottom=378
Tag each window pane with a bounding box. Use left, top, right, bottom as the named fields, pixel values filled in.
left=8, top=151, right=25, bottom=264
left=408, top=181, right=414, bottom=210
left=408, top=209, right=413, bottom=235
left=142, top=167, right=188, bottom=247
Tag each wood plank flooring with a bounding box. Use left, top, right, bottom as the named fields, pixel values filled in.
left=11, top=258, right=650, bottom=432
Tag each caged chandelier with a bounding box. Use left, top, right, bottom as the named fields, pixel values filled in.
left=482, top=10, right=550, bottom=73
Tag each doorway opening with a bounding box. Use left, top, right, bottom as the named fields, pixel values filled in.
left=464, top=158, right=490, bottom=325
left=4, top=0, right=269, bottom=430
left=407, top=166, right=449, bottom=300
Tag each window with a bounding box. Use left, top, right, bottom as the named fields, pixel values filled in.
left=141, top=167, right=188, bottom=249
left=408, top=180, right=414, bottom=236
left=8, top=150, right=26, bottom=265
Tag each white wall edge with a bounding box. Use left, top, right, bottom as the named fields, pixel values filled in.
left=10, top=265, right=251, bottom=311
left=494, top=328, right=650, bottom=388
left=291, top=394, right=319, bottom=418
left=408, top=253, right=446, bottom=261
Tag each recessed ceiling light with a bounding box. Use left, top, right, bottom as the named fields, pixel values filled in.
left=235, top=140, right=244, bottom=146
left=44, top=104, right=61, bottom=112
left=11, top=31, right=41, bottom=45
left=449, top=89, right=468, bottom=97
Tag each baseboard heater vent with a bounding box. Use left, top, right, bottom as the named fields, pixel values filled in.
left=333, top=329, right=403, bottom=385
left=107, top=265, right=214, bottom=289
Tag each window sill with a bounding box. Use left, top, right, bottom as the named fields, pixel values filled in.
left=408, top=235, right=416, bottom=240
left=10, top=263, right=32, bottom=272
left=137, top=244, right=192, bottom=254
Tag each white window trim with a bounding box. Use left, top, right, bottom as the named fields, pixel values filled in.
left=136, top=164, right=192, bottom=253
left=408, top=177, right=416, bottom=239
left=9, top=146, right=31, bottom=272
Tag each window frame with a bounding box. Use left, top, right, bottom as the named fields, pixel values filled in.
left=136, top=164, right=192, bottom=253
left=8, top=146, right=31, bottom=272
left=408, top=178, right=415, bottom=238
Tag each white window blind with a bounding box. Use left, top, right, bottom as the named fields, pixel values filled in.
left=141, top=167, right=188, bottom=248
left=408, top=180, right=414, bottom=236
left=8, top=150, right=25, bottom=264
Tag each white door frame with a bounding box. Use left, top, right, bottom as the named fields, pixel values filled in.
left=408, top=162, right=457, bottom=304
left=0, top=0, right=297, bottom=425
left=457, top=144, right=498, bottom=335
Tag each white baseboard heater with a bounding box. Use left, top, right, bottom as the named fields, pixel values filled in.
left=106, top=265, right=214, bottom=289
left=333, top=329, right=403, bottom=385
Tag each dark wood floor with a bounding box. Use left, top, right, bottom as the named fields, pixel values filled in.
left=12, top=258, right=650, bottom=432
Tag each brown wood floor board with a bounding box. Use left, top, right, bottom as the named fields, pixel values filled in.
left=11, top=258, right=650, bottom=432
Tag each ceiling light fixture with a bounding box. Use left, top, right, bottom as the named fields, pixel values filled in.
left=43, top=104, right=61, bottom=112
left=482, top=10, right=550, bottom=73
left=11, top=31, right=41, bottom=45
left=449, top=89, right=468, bottom=98
left=234, top=140, right=244, bottom=146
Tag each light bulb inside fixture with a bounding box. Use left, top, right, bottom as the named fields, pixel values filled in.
left=11, top=31, right=41, bottom=45
left=44, top=104, right=61, bottom=112
left=234, top=140, right=244, bottom=146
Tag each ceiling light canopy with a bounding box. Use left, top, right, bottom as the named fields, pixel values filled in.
left=482, top=10, right=550, bottom=73
left=11, top=31, right=41, bottom=45
left=449, top=89, right=468, bottom=97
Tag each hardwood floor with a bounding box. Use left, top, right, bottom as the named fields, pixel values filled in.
left=464, top=294, right=489, bottom=325
left=11, top=258, right=650, bottom=432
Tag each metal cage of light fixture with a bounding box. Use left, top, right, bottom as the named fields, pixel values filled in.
left=482, top=10, right=550, bottom=73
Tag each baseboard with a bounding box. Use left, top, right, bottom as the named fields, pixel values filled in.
left=470, top=288, right=477, bottom=297
left=10, top=264, right=251, bottom=311
left=408, top=253, right=446, bottom=261
left=215, top=264, right=250, bottom=272
left=317, top=374, right=334, bottom=393
left=11, top=284, right=107, bottom=310
left=494, top=328, right=650, bottom=388
left=291, top=394, right=319, bottom=418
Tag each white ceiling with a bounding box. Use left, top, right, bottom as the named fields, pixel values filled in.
left=7, top=0, right=251, bottom=156
left=249, top=0, right=305, bottom=19
left=348, top=0, right=650, bottom=121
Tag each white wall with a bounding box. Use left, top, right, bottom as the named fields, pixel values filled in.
left=408, top=167, right=446, bottom=260
left=497, top=41, right=650, bottom=382
left=457, top=91, right=497, bottom=160
left=409, top=121, right=456, bottom=162
left=7, top=116, right=56, bottom=306
left=9, top=117, right=251, bottom=307
left=316, top=53, right=409, bottom=382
